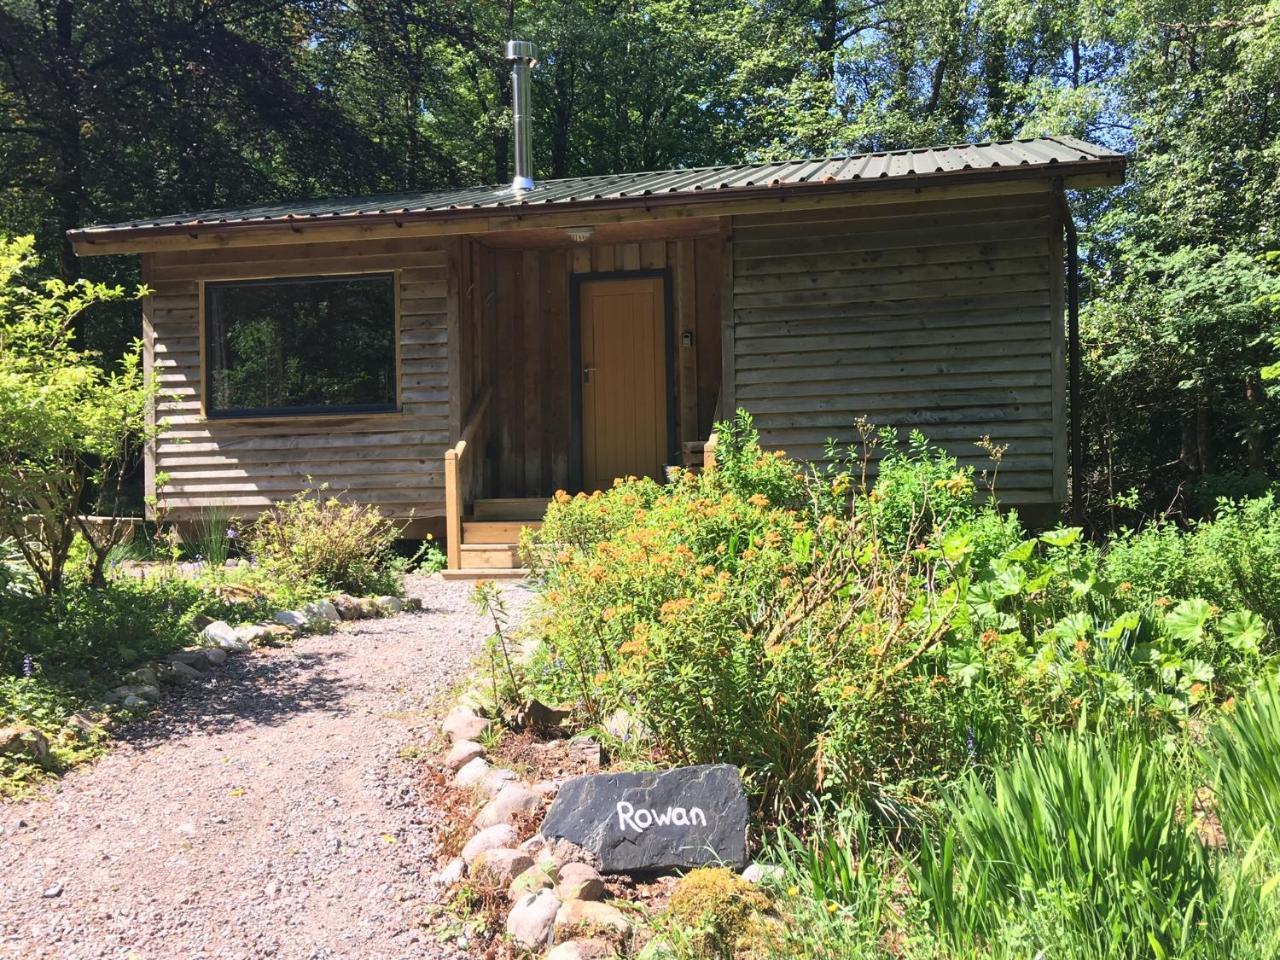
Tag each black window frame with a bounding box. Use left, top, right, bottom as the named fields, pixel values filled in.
left=202, top=272, right=399, bottom=420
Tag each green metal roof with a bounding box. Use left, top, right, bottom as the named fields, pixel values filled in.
left=71, top=135, right=1123, bottom=242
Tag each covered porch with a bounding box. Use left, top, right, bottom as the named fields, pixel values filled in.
left=442, top=219, right=726, bottom=577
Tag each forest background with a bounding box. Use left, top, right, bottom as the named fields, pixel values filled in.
left=3, top=0, right=1278, bottom=527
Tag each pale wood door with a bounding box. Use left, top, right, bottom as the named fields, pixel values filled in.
left=579, top=276, right=669, bottom=491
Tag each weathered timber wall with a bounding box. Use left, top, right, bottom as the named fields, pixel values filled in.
left=472, top=237, right=722, bottom=498
left=729, top=189, right=1065, bottom=505
left=143, top=237, right=451, bottom=520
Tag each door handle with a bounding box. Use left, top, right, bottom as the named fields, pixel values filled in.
left=583, top=366, right=595, bottom=384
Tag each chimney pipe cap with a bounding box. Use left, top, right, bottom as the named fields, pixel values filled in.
left=505, top=39, right=537, bottom=63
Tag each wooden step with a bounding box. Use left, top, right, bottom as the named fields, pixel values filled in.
left=463, top=520, right=542, bottom=544
left=460, top=543, right=522, bottom=568
left=441, top=567, right=528, bottom=581
left=472, top=498, right=549, bottom=521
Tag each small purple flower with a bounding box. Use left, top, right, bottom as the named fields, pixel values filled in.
left=22, top=654, right=33, bottom=678
left=226, top=527, right=238, bottom=540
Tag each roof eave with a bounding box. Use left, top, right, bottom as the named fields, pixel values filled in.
left=69, top=155, right=1125, bottom=256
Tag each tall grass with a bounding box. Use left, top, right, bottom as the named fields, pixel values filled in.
left=761, top=806, right=898, bottom=959
left=914, top=731, right=1218, bottom=957
left=1210, top=680, right=1280, bottom=857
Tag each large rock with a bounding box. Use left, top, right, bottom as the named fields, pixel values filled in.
left=0, top=725, right=50, bottom=765
left=557, top=862, right=605, bottom=902
left=121, top=665, right=159, bottom=687
left=540, top=764, right=748, bottom=875
left=201, top=646, right=228, bottom=667
left=471, top=848, right=534, bottom=886
left=333, top=594, right=362, bottom=620
left=302, top=600, right=340, bottom=623
left=506, top=889, right=560, bottom=950
left=157, top=660, right=205, bottom=685
left=110, top=683, right=160, bottom=704
left=441, top=707, right=489, bottom=742
left=554, top=899, right=632, bottom=940
left=508, top=859, right=558, bottom=900
left=444, top=740, right=484, bottom=771
left=474, top=783, right=541, bottom=828
left=454, top=756, right=491, bottom=788
left=461, top=824, right=517, bottom=864
left=274, top=610, right=307, bottom=629
left=376, top=596, right=404, bottom=615
left=201, top=620, right=248, bottom=652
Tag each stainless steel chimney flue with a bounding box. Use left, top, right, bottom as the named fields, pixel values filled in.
left=505, top=40, right=537, bottom=192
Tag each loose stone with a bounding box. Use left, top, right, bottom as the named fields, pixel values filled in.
left=545, top=939, right=620, bottom=960
left=274, top=610, right=307, bottom=629
left=554, top=899, right=632, bottom=940
left=471, top=848, right=534, bottom=886
left=506, top=889, right=560, bottom=950
left=454, top=756, right=490, bottom=788
left=444, top=740, right=484, bottom=771
left=507, top=859, right=558, bottom=901
left=556, top=862, right=605, bottom=902
left=302, top=600, right=340, bottom=623
left=201, top=620, right=248, bottom=652
left=474, top=783, right=541, bottom=829
left=461, top=824, right=517, bottom=864
left=441, top=707, right=489, bottom=742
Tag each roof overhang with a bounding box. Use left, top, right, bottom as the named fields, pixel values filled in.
left=70, top=155, right=1124, bottom=257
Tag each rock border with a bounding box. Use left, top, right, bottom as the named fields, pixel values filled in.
left=433, top=703, right=626, bottom=957
left=103, top=593, right=422, bottom=711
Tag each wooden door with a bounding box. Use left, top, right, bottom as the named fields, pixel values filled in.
left=579, top=276, right=669, bottom=491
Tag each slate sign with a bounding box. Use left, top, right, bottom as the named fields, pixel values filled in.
left=540, top=763, right=748, bottom=875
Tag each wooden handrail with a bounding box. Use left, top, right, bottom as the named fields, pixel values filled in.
left=445, top=387, right=492, bottom=570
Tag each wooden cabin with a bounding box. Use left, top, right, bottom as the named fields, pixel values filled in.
left=71, top=135, right=1124, bottom=577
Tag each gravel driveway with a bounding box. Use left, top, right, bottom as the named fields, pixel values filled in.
left=0, top=575, right=532, bottom=960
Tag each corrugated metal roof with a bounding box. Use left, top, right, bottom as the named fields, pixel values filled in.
left=71, top=135, right=1122, bottom=240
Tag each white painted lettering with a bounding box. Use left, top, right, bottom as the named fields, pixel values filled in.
left=690, top=808, right=707, bottom=826
left=616, top=801, right=639, bottom=832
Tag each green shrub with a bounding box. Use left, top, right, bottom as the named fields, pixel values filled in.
left=243, top=488, right=406, bottom=595
left=1105, top=495, right=1280, bottom=631
left=914, top=730, right=1218, bottom=957
left=1209, top=679, right=1280, bottom=856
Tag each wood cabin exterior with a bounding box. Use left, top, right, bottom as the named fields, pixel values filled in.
left=70, top=136, right=1125, bottom=577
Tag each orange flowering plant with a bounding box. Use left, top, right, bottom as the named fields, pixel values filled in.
left=518, top=411, right=1278, bottom=821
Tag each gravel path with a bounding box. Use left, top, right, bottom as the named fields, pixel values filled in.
left=0, top=575, right=532, bottom=960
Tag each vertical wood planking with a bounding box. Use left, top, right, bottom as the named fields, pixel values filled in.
left=543, top=248, right=571, bottom=490
left=522, top=249, right=542, bottom=494
left=694, top=235, right=723, bottom=435
left=675, top=240, right=699, bottom=443
left=719, top=217, right=736, bottom=415
left=446, top=237, right=463, bottom=439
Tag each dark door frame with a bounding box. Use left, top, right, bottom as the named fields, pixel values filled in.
left=568, top=268, right=678, bottom=492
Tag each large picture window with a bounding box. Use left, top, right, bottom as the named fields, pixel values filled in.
left=204, top=273, right=397, bottom=417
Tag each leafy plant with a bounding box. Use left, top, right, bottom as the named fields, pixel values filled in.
left=243, top=486, right=406, bottom=595
left=915, top=730, right=1217, bottom=957
left=0, top=235, right=152, bottom=594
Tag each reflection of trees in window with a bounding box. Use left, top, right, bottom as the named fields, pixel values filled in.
left=205, top=274, right=395, bottom=416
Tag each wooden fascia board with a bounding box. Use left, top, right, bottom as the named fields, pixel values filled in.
left=71, top=164, right=1123, bottom=258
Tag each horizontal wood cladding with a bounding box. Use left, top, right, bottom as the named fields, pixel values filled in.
left=731, top=191, right=1064, bottom=505
left=144, top=237, right=451, bottom=519
left=475, top=237, right=721, bottom=498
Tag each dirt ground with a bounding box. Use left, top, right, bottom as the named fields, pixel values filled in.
left=0, top=575, right=533, bottom=960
